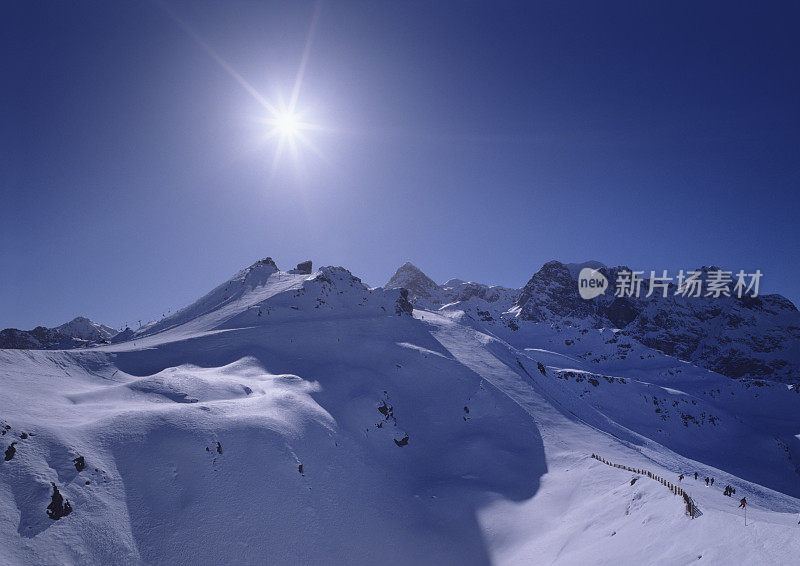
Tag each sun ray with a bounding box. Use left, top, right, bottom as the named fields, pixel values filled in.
left=155, top=0, right=278, bottom=115
left=158, top=0, right=326, bottom=175
left=289, top=2, right=322, bottom=113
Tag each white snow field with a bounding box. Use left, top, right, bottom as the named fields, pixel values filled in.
left=1, top=260, right=799, bottom=565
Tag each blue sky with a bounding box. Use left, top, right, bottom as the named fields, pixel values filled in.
left=2, top=1, right=799, bottom=330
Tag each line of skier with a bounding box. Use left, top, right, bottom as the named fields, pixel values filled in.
left=678, top=470, right=746, bottom=509
left=592, top=454, right=756, bottom=518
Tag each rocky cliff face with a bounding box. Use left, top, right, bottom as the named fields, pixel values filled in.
left=623, top=292, right=800, bottom=380
left=517, top=261, right=800, bottom=382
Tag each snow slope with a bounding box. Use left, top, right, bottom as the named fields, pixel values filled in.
left=1, top=258, right=799, bottom=565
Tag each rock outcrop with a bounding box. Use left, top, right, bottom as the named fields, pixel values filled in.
left=46, top=483, right=72, bottom=520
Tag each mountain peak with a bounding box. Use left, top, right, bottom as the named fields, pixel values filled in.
left=55, top=317, right=117, bottom=341
left=249, top=257, right=279, bottom=272
left=385, top=262, right=439, bottom=298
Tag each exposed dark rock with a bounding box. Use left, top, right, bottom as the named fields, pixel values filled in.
left=377, top=397, right=397, bottom=426
left=296, top=260, right=313, bottom=274
left=517, top=261, right=601, bottom=323
left=216, top=441, right=222, bottom=454
left=73, top=456, right=85, bottom=472
left=394, top=435, right=409, bottom=447
left=258, top=257, right=278, bottom=269
left=606, top=297, right=640, bottom=328
left=4, top=442, right=16, bottom=461
left=477, top=309, right=493, bottom=321
left=46, top=483, right=72, bottom=520
left=395, top=289, right=414, bottom=316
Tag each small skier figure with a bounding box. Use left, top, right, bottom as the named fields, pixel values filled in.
left=678, top=474, right=684, bottom=482
left=739, top=497, right=747, bottom=509
left=705, top=477, right=709, bottom=486
left=710, top=477, right=714, bottom=486
left=694, top=472, right=698, bottom=480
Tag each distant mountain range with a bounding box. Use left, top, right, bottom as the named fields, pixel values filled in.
left=0, top=316, right=119, bottom=350
left=386, top=260, right=800, bottom=383
left=4, top=259, right=798, bottom=383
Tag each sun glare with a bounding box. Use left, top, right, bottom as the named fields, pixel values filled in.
left=261, top=106, right=322, bottom=176
left=273, top=112, right=300, bottom=138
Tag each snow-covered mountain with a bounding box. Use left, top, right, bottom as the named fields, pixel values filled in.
left=516, top=261, right=800, bottom=381
left=385, top=261, right=440, bottom=301
left=388, top=260, right=800, bottom=383
left=0, top=317, right=118, bottom=350
left=386, top=262, right=519, bottom=312
left=1, top=257, right=799, bottom=565
left=54, top=317, right=117, bottom=342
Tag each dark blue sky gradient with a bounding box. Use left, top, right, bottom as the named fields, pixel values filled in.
left=3, top=1, right=799, bottom=329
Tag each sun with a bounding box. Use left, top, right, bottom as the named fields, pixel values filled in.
left=273, top=111, right=300, bottom=138
left=260, top=105, right=321, bottom=175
